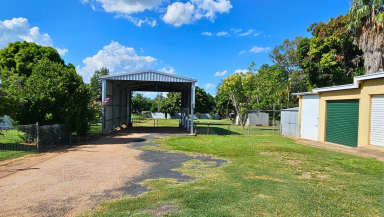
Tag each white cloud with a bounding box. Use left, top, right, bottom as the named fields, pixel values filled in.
left=84, top=0, right=165, bottom=14
left=249, top=46, right=271, bottom=54
left=238, top=29, right=255, bottom=36
left=234, top=69, right=247, bottom=74
left=115, top=14, right=157, bottom=27
left=254, top=32, right=261, bottom=36
left=238, top=50, right=246, bottom=55
left=141, top=47, right=144, bottom=52
left=162, top=0, right=232, bottom=27
left=192, top=0, right=233, bottom=21
left=215, top=70, right=227, bottom=76
left=0, top=17, right=54, bottom=49
left=230, top=28, right=241, bottom=33
left=162, top=2, right=196, bottom=27
left=76, top=41, right=157, bottom=83
left=56, top=48, right=68, bottom=56
left=158, top=67, right=175, bottom=74
left=216, top=31, right=228, bottom=36
left=202, top=32, right=212, bottom=36
left=204, top=83, right=215, bottom=89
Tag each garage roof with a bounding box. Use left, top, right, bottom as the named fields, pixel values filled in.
left=292, top=72, right=384, bottom=96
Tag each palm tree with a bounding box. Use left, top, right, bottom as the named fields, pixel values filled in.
left=347, top=0, right=384, bottom=74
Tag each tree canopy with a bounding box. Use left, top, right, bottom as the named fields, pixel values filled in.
left=269, top=36, right=303, bottom=76
left=132, top=93, right=152, bottom=113
left=220, top=68, right=257, bottom=129
left=160, top=92, right=181, bottom=118
left=90, top=67, right=109, bottom=100
left=297, top=15, right=365, bottom=88
left=1, top=59, right=92, bottom=135
left=195, top=86, right=215, bottom=114
left=0, top=41, right=96, bottom=136
left=0, top=41, right=64, bottom=78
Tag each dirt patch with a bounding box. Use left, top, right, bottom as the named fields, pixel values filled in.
left=286, top=160, right=301, bottom=165
left=142, top=203, right=178, bottom=217
left=0, top=133, right=151, bottom=217
left=258, top=194, right=271, bottom=198
left=245, top=173, right=284, bottom=182
left=300, top=171, right=328, bottom=179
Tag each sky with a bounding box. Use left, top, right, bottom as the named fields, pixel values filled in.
left=0, top=0, right=351, bottom=97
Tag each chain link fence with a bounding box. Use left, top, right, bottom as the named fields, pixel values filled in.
left=0, top=123, right=71, bottom=152
left=194, top=117, right=281, bottom=136
left=132, top=115, right=180, bottom=128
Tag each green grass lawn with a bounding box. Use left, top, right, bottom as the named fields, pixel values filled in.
left=81, top=135, right=383, bottom=217
left=195, top=119, right=280, bottom=135
left=90, top=123, right=102, bottom=134
left=0, top=129, right=37, bottom=161
left=134, top=118, right=180, bottom=127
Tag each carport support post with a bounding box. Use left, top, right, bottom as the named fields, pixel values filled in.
left=127, top=89, right=132, bottom=127
left=102, top=79, right=107, bottom=134
left=187, top=86, right=191, bottom=132
left=190, top=82, right=196, bottom=135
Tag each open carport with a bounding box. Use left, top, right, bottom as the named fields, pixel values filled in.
left=101, top=70, right=197, bottom=135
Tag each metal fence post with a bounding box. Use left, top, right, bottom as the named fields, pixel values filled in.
left=228, top=123, right=230, bottom=135
left=207, top=123, right=210, bottom=135
left=248, top=124, right=250, bottom=135
left=273, top=105, right=276, bottom=133
left=36, top=122, right=39, bottom=151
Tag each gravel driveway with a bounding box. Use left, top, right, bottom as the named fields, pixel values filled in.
left=0, top=128, right=225, bottom=217
left=0, top=132, right=150, bottom=217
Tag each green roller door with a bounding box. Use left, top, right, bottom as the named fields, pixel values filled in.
left=326, top=100, right=359, bottom=147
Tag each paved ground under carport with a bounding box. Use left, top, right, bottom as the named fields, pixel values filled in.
left=0, top=127, right=225, bottom=217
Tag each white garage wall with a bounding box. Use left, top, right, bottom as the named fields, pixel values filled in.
left=301, top=95, right=319, bottom=141
left=370, top=95, right=384, bottom=147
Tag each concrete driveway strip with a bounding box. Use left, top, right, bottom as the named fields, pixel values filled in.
left=0, top=133, right=151, bottom=217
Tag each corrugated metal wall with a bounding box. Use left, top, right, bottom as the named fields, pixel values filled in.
left=281, top=110, right=300, bottom=138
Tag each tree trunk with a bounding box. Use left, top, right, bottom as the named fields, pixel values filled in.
left=165, top=113, right=167, bottom=119
left=355, top=24, right=384, bottom=74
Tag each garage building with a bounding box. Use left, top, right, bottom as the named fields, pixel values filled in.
left=293, top=72, right=384, bottom=147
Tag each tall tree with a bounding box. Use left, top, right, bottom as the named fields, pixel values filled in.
left=1, top=59, right=92, bottom=135
left=253, top=64, right=289, bottom=110
left=348, top=0, right=384, bottom=74
left=89, top=67, right=109, bottom=99
left=160, top=92, right=181, bottom=119
left=269, top=36, right=303, bottom=76
left=220, top=69, right=257, bottom=129
left=270, top=36, right=308, bottom=107
left=132, top=93, right=152, bottom=114
left=194, top=86, right=215, bottom=114
left=215, top=81, right=235, bottom=119
left=297, top=15, right=365, bottom=88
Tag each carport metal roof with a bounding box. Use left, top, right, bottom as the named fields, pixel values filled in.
left=101, top=70, right=197, bottom=92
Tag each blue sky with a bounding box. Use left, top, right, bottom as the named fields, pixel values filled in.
left=0, top=0, right=351, bottom=97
